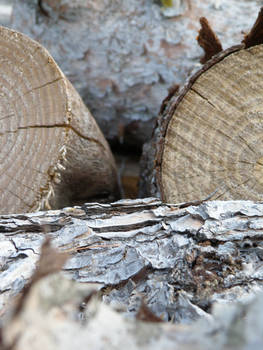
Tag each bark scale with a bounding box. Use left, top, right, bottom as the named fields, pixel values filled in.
left=1, top=198, right=263, bottom=323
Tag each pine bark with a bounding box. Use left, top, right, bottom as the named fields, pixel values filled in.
left=1, top=198, right=263, bottom=323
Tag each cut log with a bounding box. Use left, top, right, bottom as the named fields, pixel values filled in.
left=140, top=9, right=263, bottom=203
left=0, top=25, right=118, bottom=215
left=10, top=0, right=260, bottom=146
left=1, top=198, right=263, bottom=324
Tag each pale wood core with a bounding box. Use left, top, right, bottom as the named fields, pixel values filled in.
left=161, top=45, right=263, bottom=202
left=0, top=26, right=117, bottom=214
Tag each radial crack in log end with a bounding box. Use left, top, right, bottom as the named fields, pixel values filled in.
left=243, top=7, right=263, bottom=48
left=142, top=39, right=263, bottom=203
left=0, top=26, right=118, bottom=214
left=197, top=17, right=223, bottom=64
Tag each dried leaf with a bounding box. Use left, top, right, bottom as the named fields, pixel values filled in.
left=243, top=8, right=263, bottom=48
left=13, top=237, right=68, bottom=318
left=136, top=300, right=163, bottom=323
left=197, top=17, right=223, bottom=64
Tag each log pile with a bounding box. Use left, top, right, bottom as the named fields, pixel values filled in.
left=1, top=3, right=263, bottom=350
left=10, top=0, right=261, bottom=146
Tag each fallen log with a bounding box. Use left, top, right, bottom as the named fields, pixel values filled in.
left=1, top=198, right=263, bottom=324
left=0, top=25, right=118, bottom=215
left=140, top=9, right=263, bottom=202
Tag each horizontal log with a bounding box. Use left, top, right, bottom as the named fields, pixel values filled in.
left=1, top=198, right=263, bottom=323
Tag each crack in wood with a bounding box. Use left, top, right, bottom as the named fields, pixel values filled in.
left=238, top=135, right=257, bottom=154
left=23, top=77, right=63, bottom=96
left=191, top=87, right=218, bottom=110
left=0, top=114, right=15, bottom=122
left=0, top=123, right=106, bottom=150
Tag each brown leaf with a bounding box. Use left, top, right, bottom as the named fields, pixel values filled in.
left=136, top=300, right=163, bottom=323
left=34, top=237, right=68, bottom=280
left=243, top=8, right=263, bottom=48
left=13, top=237, right=68, bottom=318
left=197, top=17, right=223, bottom=64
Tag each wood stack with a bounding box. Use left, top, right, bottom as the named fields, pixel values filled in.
left=1, top=6, right=263, bottom=350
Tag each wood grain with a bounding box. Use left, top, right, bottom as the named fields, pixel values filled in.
left=161, top=45, right=263, bottom=202
left=0, top=26, right=118, bottom=214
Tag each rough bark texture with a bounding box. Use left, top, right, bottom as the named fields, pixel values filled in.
left=3, top=271, right=263, bottom=350
left=0, top=25, right=118, bottom=215
left=140, top=9, right=263, bottom=203
left=1, top=198, right=263, bottom=327
left=10, top=0, right=261, bottom=146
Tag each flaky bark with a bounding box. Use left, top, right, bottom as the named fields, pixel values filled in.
left=3, top=271, right=263, bottom=350
left=1, top=198, right=263, bottom=324
left=0, top=25, right=118, bottom=214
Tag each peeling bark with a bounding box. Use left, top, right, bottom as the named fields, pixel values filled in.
left=1, top=198, right=263, bottom=324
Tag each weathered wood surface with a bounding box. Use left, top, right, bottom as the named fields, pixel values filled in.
left=1, top=198, right=263, bottom=324
left=0, top=25, right=118, bottom=215
left=140, top=9, right=263, bottom=203
left=10, top=0, right=261, bottom=146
